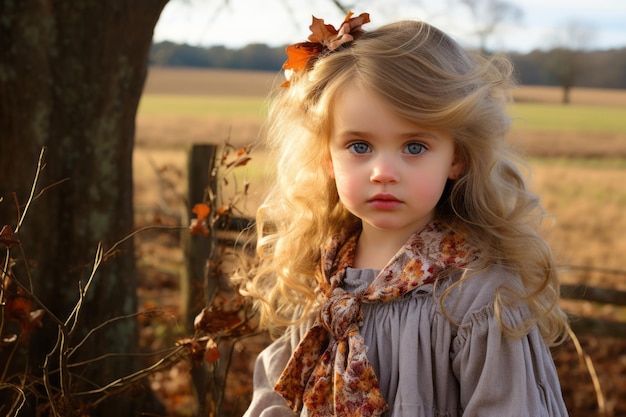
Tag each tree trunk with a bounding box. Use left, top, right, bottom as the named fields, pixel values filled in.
left=0, top=1, right=168, bottom=415
left=562, top=85, right=571, bottom=105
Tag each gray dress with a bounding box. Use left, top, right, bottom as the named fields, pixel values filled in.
left=243, top=265, right=569, bottom=416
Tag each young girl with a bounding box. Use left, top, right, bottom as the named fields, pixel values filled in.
left=239, top=12, right=570, bottom=417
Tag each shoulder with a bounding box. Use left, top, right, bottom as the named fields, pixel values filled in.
left=437, top=264, right=526, bottom=326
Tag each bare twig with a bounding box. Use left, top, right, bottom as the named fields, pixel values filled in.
left=16, top=147, right=46, bottom=233
left=0, top=341, right=21, bottom=390
left=65, top=242, right=104, bottom=333
left=43, top=328, right=63, bottom=417
left=103, top=224, right=185, bottom=260
left=567, top=327, right=606, bottom=416
left=0, top=383, right=26, bottom=416
left=74, top=345, right=188, bottom=406
left=68, top=309, right=171, bottom=359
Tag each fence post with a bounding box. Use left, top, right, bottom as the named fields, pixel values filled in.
left=181, top=144, right=218, bottom=333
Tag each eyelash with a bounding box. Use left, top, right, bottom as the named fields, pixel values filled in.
left=348, top=142, right=370, bottom=154
left=404, top=142, right=426, bottom=155
left=346, top=141, right=427, bottom=155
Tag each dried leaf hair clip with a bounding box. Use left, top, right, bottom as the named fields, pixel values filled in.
left=281, top=11, right=371, bottom=87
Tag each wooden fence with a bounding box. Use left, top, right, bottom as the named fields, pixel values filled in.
left=561, top=277, right=626, bottom=338
left=183, top=144, right=626, bottom=339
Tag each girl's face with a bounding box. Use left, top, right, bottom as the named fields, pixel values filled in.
left=329, top=86, right=463, bottom=240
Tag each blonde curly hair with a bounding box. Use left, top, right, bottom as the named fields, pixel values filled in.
left=238, top=20, right=568, bottom=345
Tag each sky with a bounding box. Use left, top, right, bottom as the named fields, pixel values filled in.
left=153, top=0, right=626, bottom=53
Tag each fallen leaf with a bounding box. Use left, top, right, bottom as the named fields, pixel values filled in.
left=204, top=338, right=221, bottom=363
left=3, top=285, right=44, bottom=340
left=0, top=225, right=20, bottom=248
left=194, top=306, right=243, bottom=334
left=189, top=218, right=210, bottom=237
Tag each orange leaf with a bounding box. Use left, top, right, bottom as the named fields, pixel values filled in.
left=194, top=306, right=243, bottom=334
left=308, top=15, right=340, bottom=44
left=176, top=337, right=205, bottom=363
left=192, top=203, right=210, bottom=220
left=0, top=225, right=20, bottom=248
left=281, top=12, right=370, bottom=79
left=189, top=218, right=210, bottom=237
left=204, top=338, right=221, bottom=363
left=216, top=205, right=230, bottom=216
left=5, top=293, right=32, bottom=322
left=283, top=41, right=324, bottom=71
left=3, top=287, right=43, bottom=340
left=226, top=155, right=252, bottom=168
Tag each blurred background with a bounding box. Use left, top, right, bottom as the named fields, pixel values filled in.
left=154, top=0, right=626, bottom=52
left=1, top=1, right=624, bottom=416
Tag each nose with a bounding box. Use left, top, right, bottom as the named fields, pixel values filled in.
left=370, top=155, right=399, bottom=184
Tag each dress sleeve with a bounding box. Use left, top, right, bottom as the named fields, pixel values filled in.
left=450, top=304, right=569, bottom=416
left=243, top=334, right=297, bottom=417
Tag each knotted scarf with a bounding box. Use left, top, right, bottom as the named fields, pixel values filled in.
left=274, top=222, right=478, bottom=416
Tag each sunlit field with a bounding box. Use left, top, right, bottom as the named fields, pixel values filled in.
left=137, top=67, right=626, bottom=287
left=135, top=67, right=626, bottom=416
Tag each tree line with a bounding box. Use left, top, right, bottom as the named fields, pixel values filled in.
left=150, top=41, right=626, bottom=90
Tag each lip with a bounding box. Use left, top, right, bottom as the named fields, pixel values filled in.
left=367, top=193, right=402, bottom=210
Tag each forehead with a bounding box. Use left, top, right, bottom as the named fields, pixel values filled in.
left=330, top=84, right=457, bottom=147
left=332, top=85, right=415, bottom=132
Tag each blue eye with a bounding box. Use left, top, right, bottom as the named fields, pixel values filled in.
left=405, top=142, right=426, bottom=155
left=348, top=142, right=371, bottom=154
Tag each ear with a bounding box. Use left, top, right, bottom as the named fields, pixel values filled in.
left=326, top=156, right=335, bottom=179
left=448, top=150, right=465, bottom=180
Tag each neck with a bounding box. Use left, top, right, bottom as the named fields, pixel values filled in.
left=353, top=227, right=414, bottom=270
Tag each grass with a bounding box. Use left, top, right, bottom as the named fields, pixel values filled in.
left=136, top=68, right=626, bottom=287
left=138, top=85, right=626, bottom=135
left=138, top=94, right=269, bottom=118
left=531, top=157, right=626, bottom=169
left=509, top=103, right=626, bottom=133
left=530, top=161, right=626, bottom=285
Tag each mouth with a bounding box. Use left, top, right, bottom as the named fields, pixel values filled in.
left=369, top=193, right=401, bottom=202
left=367, top=194, right=402, bottom=209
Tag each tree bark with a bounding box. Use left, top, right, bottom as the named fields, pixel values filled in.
left=0, top=0, right=168, bottom=415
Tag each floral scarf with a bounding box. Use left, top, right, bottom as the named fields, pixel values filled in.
left=274, top=222, right=478, bottom=417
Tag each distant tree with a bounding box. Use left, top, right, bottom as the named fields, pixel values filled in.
left=151, top=40, right=213, bottom=67
left=509, top=50, right=553, bottom=86
left=458, top=0, right=523, bottom=53
left=150, top=41, right=287, bottom=71
left=548, top=48, right=581, bottom=104
left=236, top=43, right=285, bottom=71
left=0, top=1, right=167, bottom=415
left=547, top=20, right=596, bottom=104
left=207, top=45, right=238, bottom=68
left=585, top=49, right=626, bottom=89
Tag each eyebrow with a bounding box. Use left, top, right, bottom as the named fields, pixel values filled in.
left=337, top=130, right=441, bottom=141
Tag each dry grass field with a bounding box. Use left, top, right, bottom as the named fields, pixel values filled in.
left=136, top=67, right=626, bottom=416
left=138, top=67, right=626, bottom=288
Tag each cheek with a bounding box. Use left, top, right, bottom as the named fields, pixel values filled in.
left=332, top=167, right=359, bottom=200
left=411, top=172, right=450, bottom=202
